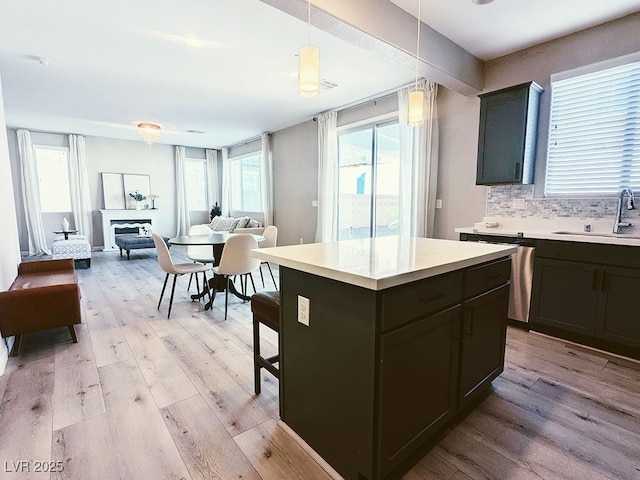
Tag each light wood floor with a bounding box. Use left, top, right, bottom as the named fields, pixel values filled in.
left=1, top=250, right=639, bottom=480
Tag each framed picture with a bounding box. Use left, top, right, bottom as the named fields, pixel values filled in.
left=123, top=174, right=151, bottom=209
left=101, top=173, right=152, bottom=209
left=101, top=172, right=125, bottom=209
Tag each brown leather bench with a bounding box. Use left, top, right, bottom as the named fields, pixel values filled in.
left=0, top=259, right=82, bottom=356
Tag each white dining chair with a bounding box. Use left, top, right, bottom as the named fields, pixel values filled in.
left=152, top=232, right=211, bottom=318
left=258, top=225, right=278, bottom=290
left=186, top=224, right=215, bottom=294
left=212, top=234, right=261, bottom=320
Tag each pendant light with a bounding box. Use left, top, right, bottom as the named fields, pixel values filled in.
left=299, top=0, right=319, bottom=98
left=408, top=0, right=424, bottom=126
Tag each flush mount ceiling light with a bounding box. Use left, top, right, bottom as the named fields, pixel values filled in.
left=472, top=0, right=494, bottom=5
left=408, top=0, right=424, bottom=126
left=298, top=0, right=319, bottom=98
left=184, top=36, right=203, bottom=48
left=137, top=122, right=161, bottom=145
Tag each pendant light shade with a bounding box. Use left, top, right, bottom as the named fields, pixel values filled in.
left=408, top=90, right=424, bottom=126
left=299, top=45, right=319, bottom=98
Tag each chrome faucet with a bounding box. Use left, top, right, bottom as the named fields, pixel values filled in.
left=613, top=187, right=635, bottom=233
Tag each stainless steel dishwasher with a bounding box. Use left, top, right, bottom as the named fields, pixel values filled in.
left=460, top=233, right=535, bottom=326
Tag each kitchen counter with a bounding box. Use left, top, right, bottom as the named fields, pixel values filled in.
left=252, top=236, right=517, bottom=290
left=455, top=224, right=640, bottom=246
left=253, top=236, right=515, bottom=480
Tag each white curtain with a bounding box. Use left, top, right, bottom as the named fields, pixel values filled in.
left=221, top=147, right=231, bottom=217
left=174, top=145, right=190, bottom=236
left=314, top=111, right=339, bottom=242
left=205, top=148, right=220, bottom=214
left=398, top=79, right=439, bottom=238
left=68, top=134, right=93, bottom=245
left=260, top=133, right=274, bottom=226
left=17, top=129, right=50, bottom=255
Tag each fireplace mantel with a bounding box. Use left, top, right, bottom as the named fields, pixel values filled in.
left=99, top=209, right=159, bottom=251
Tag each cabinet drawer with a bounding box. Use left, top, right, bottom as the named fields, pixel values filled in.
left=381, top=273, right=462, bottom=331
left=464, top=258, right=511, bottom=300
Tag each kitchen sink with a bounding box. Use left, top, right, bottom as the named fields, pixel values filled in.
left=551, top=231, right=640, bottom=240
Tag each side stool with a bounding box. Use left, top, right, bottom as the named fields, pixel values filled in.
left=251, top=291, right=280, bottom=394
left=52, top=235, right=91, bottom=268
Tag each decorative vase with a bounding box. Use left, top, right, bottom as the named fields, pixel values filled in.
left=62, top=217, right=70, bottom=231
left=136, top=201, right=142, bottom=210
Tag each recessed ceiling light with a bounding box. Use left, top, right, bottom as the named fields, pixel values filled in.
left=184, top=36, right=203, bottom=48
left=472, top=0, right=494, bottom=4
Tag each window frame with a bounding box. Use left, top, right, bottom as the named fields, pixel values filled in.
left=544, top=53, right=640, bottom=197
left=228, top=150, right=263, bottom=215
left=184, top=156, right=209, bottom=212
left=33, top=144, right=72, bottom=213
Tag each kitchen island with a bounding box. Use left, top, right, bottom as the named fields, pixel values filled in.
left=252, top=236, right=517, bottom=480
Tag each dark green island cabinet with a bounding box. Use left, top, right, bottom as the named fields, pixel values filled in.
left=254, top=237, right=516, bottom=480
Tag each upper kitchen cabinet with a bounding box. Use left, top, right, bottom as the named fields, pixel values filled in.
left=476, top=82, right=544, bottom=185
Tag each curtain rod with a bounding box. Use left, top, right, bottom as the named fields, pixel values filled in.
left=225, top=132, right=271, bottom=150
left=317, top=80, right=420, bottom=118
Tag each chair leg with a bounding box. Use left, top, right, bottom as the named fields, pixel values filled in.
left=10, top=335, right=23, bottom=357
left=167, top=274, right=178, bottom=319
left=158, top=273, right=169, bottom=310
left=224, top=276, right=230, bottom=320
left=194, top=273, right=200, bottom=299
left=259, top=264, right=265, bottom=288
left=187, top=272, right=193, bottom=292
left=248, top=273, right=257, bottom=296
left=267, top=263, right=277, bottom=290
left=254, top=318, right=261, bottom=394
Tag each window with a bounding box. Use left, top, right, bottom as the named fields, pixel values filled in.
left=185, top=158, right=208, bottom=210
left=337, top=121, right=400, bottom=240
left=34, top=146, right=72, bottom=212
left=229, top=152, right=262, bottom=213
left=545, top=59, right=640, bottom=196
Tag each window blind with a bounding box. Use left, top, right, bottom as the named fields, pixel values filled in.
left=545, top=60, right=640, bottom=196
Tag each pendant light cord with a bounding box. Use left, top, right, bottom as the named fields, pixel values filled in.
left=415, top=0, right=421, bottom=89
left=307, top=0, right=311, bottom=45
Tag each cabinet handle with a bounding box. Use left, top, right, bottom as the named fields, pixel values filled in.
left=514, top=162, right=521, bottom=179
left=419, top=292, right=445, bottom=304
left=592, top=270, right=599, bottom=290
left=601, top=271, right=607, bottom=292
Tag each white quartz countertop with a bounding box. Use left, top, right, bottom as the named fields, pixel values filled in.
left=251, top=236, right=516, bottom=291
left=455, top=225, right=640, bottom=246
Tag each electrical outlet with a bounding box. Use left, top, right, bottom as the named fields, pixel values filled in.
left=298, top=295, right=310, bottom=326
left=435, top=199, right=443, bottom=209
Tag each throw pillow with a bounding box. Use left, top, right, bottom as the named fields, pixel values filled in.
left=210, top=216, right=236, bottom=231
left=228, top=217, right=242, bottom=232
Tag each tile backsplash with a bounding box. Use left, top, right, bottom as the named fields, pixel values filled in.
left=486, top=185, right=640, bottom=222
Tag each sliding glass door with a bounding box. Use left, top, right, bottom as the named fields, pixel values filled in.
left=337, top=121, right=400, bottom=240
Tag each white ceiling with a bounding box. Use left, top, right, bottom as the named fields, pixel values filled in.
left=0, top=0, right=639, bottom=149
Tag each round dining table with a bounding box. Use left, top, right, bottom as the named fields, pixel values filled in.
left=168, top=232, right=265, bottom=309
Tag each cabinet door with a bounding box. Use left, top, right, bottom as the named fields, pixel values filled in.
left=530, top=258, right=599, bottom=335
left=377, top=306, right=460, bottom=478
left=476, top=87, right=528, bottom=184
left=595, top=266, right=640, bottom=348
left=459, top=284, right=509, bottom=410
